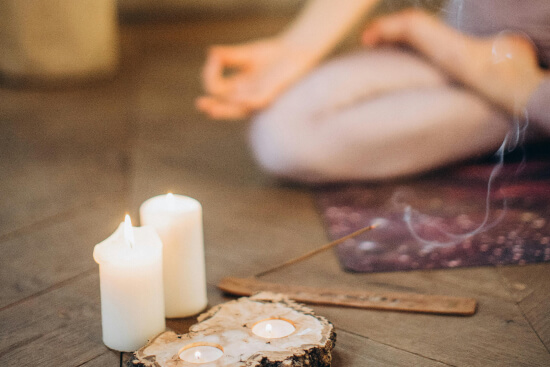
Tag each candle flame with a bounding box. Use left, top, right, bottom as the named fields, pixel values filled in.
left=124, top=214, right=135, bottom=249
left=194, top=351, right=201, bottom=360
left=265, top=323, right=273, bottom=334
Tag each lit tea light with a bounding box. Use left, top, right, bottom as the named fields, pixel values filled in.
left=179, top=343, right=224, bottom=364
left=252, top=318, right=296, bottom=338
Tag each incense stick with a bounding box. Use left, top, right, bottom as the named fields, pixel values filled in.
left=254, top=224, right=377, bottom=278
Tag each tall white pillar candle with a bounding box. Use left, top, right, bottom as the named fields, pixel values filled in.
left=93, top=215, right=166, bottom=351
left=140, top=194, right=208, bottom=318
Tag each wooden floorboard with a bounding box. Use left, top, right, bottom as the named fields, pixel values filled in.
left=498, top=264, right=550, bottom=351
left=79, top=351, right=120, bottom=367
left=0, top=13, right=549, bottom=367
left=332, top=329, right=450, bottom=367
left=0, top=274, right=107, bottom=366
left=0, top=200, right=124, bottom=309
left=0, top=81, right=131, bottom=240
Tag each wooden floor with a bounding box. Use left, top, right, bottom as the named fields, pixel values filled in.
left=1, top=15, right=549, bottom=367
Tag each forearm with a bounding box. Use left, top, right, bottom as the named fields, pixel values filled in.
left=402, top=14, right=544, bottom=114
left=280, top=0, right=380, bottom=60
left=363, top=10, right=546, bottom=116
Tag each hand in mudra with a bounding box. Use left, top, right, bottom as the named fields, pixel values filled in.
left=197, top=38, right=317, bottom=120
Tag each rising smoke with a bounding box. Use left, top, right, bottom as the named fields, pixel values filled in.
left=402, top=2, right=533, bottom=252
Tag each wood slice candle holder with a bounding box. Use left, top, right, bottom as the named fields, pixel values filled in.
left=128, top=292, right=336, bottom=367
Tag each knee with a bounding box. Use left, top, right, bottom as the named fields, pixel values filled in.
left=249, top=107, right=400, bottom=183
left=248, top=109, right=320, bottom=182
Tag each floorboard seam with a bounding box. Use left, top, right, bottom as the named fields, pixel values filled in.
left=0, top=195, right=122, bottom=245
left=0, top=267, right=96, bottom=313
left=494, top=268, right=550, bottom=354
left=336, top=328, right=457, bottom=366
left=0, top=333, right=44, bottom=360
left=517, top=297, right=550, bottom=355
left=75, top=351, right=111, bottom=367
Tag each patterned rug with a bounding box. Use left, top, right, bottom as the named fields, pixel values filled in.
left=315, top=143, right=550, bottom=273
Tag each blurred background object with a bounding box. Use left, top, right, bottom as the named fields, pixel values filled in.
left=0, top=0, right=437, bottom=86
left=0, top=0, right=119, bottom=85
left=119, top=0, right=303, bottom=19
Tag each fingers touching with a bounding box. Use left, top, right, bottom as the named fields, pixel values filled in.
left=202, top=45, right=250, bottom=97
left=195, top=96, right=251, bottom=120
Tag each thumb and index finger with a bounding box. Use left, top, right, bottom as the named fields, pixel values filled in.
left=198, top=45, right=258, bottom=120
left=198, top=40, right=294, bottom=119
left=202, top=45, right=254, bottom=97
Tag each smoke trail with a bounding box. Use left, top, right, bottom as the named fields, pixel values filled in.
left=404, top=132, right=511, bottom=253
left=402, top=19, right=534, bottom=253
left=404, top=107, right=530, bottom=253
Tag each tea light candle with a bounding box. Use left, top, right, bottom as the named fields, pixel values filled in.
left=93, top=215, right=166, bottom=351
left=140, top=193, right=208, bottom=318
left=179, top=343, right=224, bottom=364
left=252, top=318, right=296, bottom=338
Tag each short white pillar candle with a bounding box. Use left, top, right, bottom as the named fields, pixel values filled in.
left=140, top=194, right=208, bottom=318
left=93, top=215, right=166, bottom=351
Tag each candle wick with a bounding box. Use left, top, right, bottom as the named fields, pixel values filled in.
left=126, top=237, right=134, bottom=249
left=266, top=323, right=272, bottom=335
left=194, top=351, right=201, bottom=361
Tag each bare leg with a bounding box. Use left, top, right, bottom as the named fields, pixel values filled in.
left=249, top=48, right=510, bottom=182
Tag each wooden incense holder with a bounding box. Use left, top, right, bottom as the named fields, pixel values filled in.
left=219, top=225, right=476, bottom=316
left=219, top=277, right=477, bottom=316
left=128, top=292, right=336, bottom=367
